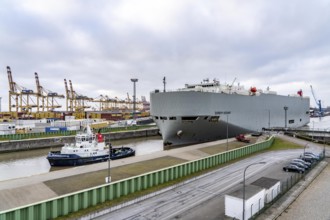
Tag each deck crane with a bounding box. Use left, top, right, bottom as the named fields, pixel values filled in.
left=310, top=85, right=323, bottom=117
left=7, top=66, right=37, bottom=115
left=35, top=72, right=64, bottom=112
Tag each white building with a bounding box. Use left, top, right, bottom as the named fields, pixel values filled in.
left=225, top=184, right=265, bottom=220
left=251, top=177, right=281, bottom=203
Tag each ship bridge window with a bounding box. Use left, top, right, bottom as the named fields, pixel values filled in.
left=182, top=116, right=198, bottom=121
left=289, top=120, right=294, bottom=124
left=209, top=116, right=220, bottom=122
left=76, top=137, right=82, bottom=143
left=160, top=116, right=168, bottom=120
left=169, top=117, right=177, bottom=120
left=155, top=116, right=159, bottom=120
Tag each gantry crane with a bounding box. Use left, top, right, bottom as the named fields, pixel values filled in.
left=64, top=79, right=93, bottom=112
left=7, top=66, right=37, bottom=115
left=64, top=79, right=73, bottom=112
left=92, top=94, right=123, bottom=111
left=92, top=95, right=107, bottom=111
left=310, top=85, right=323, bottom=117
left=7, top=66, right=19, bottom=113
left=35, top=72, right=64, bottom=112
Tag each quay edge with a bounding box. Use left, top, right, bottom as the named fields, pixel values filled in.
left=0, top=127, right=159, bottom=153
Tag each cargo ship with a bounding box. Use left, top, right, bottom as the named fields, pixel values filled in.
left=150, top=79, right=310, bottom=146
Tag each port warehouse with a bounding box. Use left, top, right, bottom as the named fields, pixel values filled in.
left=0, top=137, right=274, bottom=220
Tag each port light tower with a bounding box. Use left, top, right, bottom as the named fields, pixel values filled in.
left=131, top=78, right=138, bottom=120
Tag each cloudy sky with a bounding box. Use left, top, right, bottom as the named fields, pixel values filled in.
left=1, top=0, right=329, bottom=111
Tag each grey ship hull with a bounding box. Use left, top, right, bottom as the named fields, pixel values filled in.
left=150, top=91, right=310, bottom=146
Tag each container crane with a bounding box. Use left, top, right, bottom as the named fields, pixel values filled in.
left=7, top=66, right=19, bottom=113
left=64, top=79, right=73, bottom=112
left=35, top=72, right=64, bottom=112
left=7, top=66, right=37, bottom=115
left=92, top=95, right=107, bottom=111
left=68, top=79, right=93, bottom=113
left=310, top=85, right=323, bottom=117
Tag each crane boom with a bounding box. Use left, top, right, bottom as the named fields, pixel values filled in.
left=35, top=72, right=43, bottom=95
left=310, top=85, right=323, bottom=116
left=7, top=66, right=17, bottom=92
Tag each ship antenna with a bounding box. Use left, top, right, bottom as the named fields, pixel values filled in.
left=163, top=77, right=166, bottom=92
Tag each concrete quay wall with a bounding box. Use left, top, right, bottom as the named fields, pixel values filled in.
left=0, top=128, right=160, bottom=153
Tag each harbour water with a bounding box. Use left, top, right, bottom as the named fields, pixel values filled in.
left=308, top=115, right=330, bottom=130
left=0, top=116, right=329, bottom=182
left=0, top=136, right=163, bottom=182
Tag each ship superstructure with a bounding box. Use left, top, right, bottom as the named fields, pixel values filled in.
left=150, top=79, right=310, bottom=146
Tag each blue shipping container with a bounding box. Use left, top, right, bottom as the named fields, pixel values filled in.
left=45, top=127, right=67, bottom=132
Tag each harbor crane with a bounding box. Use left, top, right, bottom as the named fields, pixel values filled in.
left=35, top=72, right=64, bottom=112
left=7, top=66, right=37, bottom=115
left=64, top=79, right=72, bottom=112
left=310, top=85, right=323, bottom=117
left=92, top=95, right=121, bottom=111
left=65, top=79, right=93, bottom=113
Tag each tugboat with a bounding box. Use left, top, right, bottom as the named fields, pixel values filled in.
left=47, top=125, right=135, bottom=166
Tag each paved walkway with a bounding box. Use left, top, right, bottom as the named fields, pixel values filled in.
left=276, top=159, right=330, bottom=220
left=256, top=133, right=330, bottom=220
left=0, top=137, right=237, bottom=211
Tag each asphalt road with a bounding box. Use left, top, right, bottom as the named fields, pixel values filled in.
left=94, top=149, right=313, bottom=220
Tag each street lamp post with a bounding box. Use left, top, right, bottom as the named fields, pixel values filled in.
left=312, top=121, right=315, bottom=141
left=284, top=106, right=288, bottom=129
left=268, top=109, right=270, bottom=131
left=323, top=129, right=326, bottom=157
left=303, top=143, right=308, bottom=156
left=131, top=78, right=138, bottom=120
left=106, top=143, right=112, bottom=183
left=242, top=161, right=266, bottom=220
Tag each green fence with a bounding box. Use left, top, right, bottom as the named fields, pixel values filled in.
left=0, top=136, right=274, bottom=220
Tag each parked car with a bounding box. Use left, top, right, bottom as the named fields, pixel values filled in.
left=300, top=156, right=317, bottom=163
left=290, top=161, right=309, bottom=170
left=283, top=164, right=305, bottom=173
left=235, top=134, right=250, bottom=143
left=304, top=152, right=320, bottom=160
left=251, top=132, right=262, bottom=137
left=292, top=159, right=311, bottom=168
